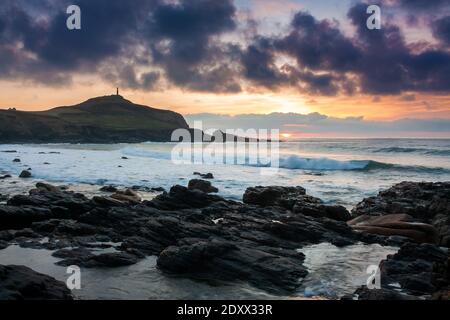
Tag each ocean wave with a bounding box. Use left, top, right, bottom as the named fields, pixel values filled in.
left=373, top=146, right=450, bottom=156
left=121, top=146, right=448, bottom=174
left=121, top=147, right=172, bottom=160
left=278, top=155, right=448, bottom=173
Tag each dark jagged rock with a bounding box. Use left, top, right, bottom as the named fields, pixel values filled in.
left=380, top=243, right=449, bottom=296
left=0, top=240, right=8, bottom=250
left=188, top=179, right=219, bottom=193
left=147, top=185, right=224, bottom=210
left=85, top=252, right=140, bottom=268
left=19, top=170, right=32, bottom=178
left=243, top=186, right=306, bottom=207
left=157, top=239, right=308, bottom=294
left=0, top=265, right=72, bottom=300
left=2, top=181, right=435, bottom=296
left=243, top=186, right=351, bottom=221
left=0, top=206, right=53, bottom=230
left=352, top=182, right=450, bottom=246
left=13, top=158, right=21, bottom=163
left=193, top=172, right=214, bottom=179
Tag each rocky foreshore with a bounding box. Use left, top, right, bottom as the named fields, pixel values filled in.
left=0, top=180, right=449, bottom=300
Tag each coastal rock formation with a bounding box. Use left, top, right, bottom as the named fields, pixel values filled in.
left=380, top=243, right=449, bottom=296
left=0, top=265, right=72, bottom=300
left=188, top=179, right=219, bottom=193
left=348, top=214, right=438, bottom=244
left=110, top=189, right=142, bottom=204
left=19, top=170, right=32, bottom=178
left=347, top=242, right=450, bottom=300
left=0, top=181, right=448, bottom=298
left=193, top=172, right=214, bottom=179
left=243, top=186, right=351, bottom=221
left=352, top=182, right=450, bottom=246
left=0, top=182, right=364, bottom=295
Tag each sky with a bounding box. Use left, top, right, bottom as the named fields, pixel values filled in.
left=0, top=0, right=449, bottom=138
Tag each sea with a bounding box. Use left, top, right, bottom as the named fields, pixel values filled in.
left=0, top=138, right=448, bottom=299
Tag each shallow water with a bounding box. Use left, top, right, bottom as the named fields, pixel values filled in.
left=298, top=243, right=398, bottom=299
left=0, top=242, right=396, bottom=300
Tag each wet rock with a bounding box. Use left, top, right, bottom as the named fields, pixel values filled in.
left=92, top=196, right=126, bottom=207
left=380, top=243, right=449, bottom=296
left=121, top=156, right=129, bottom=160
left=193, top=172, right=214, bottom=179
left=0, top=205, right=53, bottom=230
left=1, top=150, right=17, bottom=153
left=84, top=252, right=139, bottom=268
left=243, top=186, right=306, bottom=207
left=157, top=239, right=308, bottom=294
left=99, top=185, right=118, bottom=193
left=12, top=158, right=21, bottom=163
left=19, top=170, right=32, bottom=178
left=244, top=186, right=351, bottom=221
left=187, top=179, right=219, bottom=193
left=111, top=189, right=141, bottom=204
left=0, top=265, right=72, bottom=300
left=32, top=182, right=61, bottom=193
left=148, top=185, right=223, bottom=210
left=348, top=214, right=439, bottom=244
left=0, top=174, right=12, bottom=180
left=352, top=182, right=450, bottom=247
left=8, top=189, right=93, bottom=217
left=0, top=240, right=8, bottom=250
left=151, top=187, right=166, bottom=192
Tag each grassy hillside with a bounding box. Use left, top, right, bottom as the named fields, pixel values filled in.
left=0, top=95, right=189, bottom=143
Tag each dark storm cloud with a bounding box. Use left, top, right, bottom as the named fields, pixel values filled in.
left=432, top=16, right=450, bottom=47
left=396, top=0, right=449, bottom=11
left=277, top=11, right=361, bottom=72
left=0, top=0, right=449, bottom=96
left=240, top=12, right=358, bottom=95
left=146, top=0, right=241, bottom=93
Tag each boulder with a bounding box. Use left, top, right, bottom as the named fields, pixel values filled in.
left=380, top=243, right=449, bottom=296
left=111, top=189, right=141, bottom=204
left=19, top=170, right=32, bottom=178
left=12, top=158, right=21, bottom=163
left=352, top=182, right=450, bottom=247
left=187, top=179, right=218, bottom=193
left=0, top=265, right=72, bottom=300
left=243, top=186, right=306, bottom=207
left=348, top=214, right=439, bottom=244
left=244, top=186, right=351, bottom=221
left=99, top=185, right=118, bottom=193
left=193, top=172, right=214, bottom=179
left=84, top=252, right=139, bottom=268
left=157, top=239, right=308, bottom=293
left=32, top=182, right=61, bottom=193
